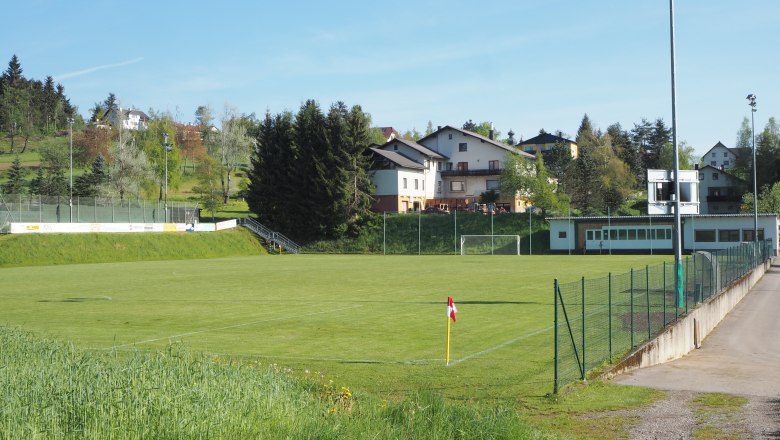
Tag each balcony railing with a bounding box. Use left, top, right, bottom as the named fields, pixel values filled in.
left=440, top=168, right=501, bottom=177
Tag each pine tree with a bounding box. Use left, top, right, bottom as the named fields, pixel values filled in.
left=29, top=166, right=45, bottom=195
left=575, top=114, right=599, bottom=148
left=2, top=157, right=27, bottom=194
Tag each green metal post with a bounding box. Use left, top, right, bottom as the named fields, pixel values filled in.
left=646, top=265, right=651, bottom=339
left=554, top=279, right=559, bottom=394
left=581, top=276, right=586, bottom=380
left=630, top=268, right=634, bottom=348
left=685, top=256, right=689, bottom=313
left=608, top=272, right=613, bottom=363
left=663, top=261, right=667, bottom=325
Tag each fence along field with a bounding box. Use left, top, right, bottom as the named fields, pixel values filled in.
left=0, top=253, right=670, bottom=401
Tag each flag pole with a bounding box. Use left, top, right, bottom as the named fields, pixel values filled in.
left=446, top=315, right=451, bottom=366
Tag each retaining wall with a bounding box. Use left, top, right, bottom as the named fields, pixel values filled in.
left=605, top=257, right=774, bottom=378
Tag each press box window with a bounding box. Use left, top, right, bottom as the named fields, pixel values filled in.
left=558, top=231, right=567, bottom=239
left=742, top=229, right=765, bottom=241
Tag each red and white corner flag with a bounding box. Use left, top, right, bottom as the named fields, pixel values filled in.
left=447, top=296, right=457, bottom=322
left=446, top=296, right=457, bottom=365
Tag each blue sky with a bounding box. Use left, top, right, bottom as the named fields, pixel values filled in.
left=3, top=1, right=778, bottom=156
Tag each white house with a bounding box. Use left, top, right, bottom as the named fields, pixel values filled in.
left=697, top=165, right=744, bottom=214
left=701, top=141, right=748, bottom=170
left=108, top=108, right=149, bottom=131
left=416, top=126, right=536, bottom=212
left=368, top=138, right=442, bottom=212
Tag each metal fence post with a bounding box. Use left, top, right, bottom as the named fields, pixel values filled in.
left=554, top=279, right=559, bottom=394
left=608, top=272, right=613, bottom=363
left=663, top=261, right=667, bottom=325
left=685, top=256, right=689, bottom=313
left=418, top=209, right=421, bottom=255
left=630, top=268, right=634, bottom=348
left=383, top=212, right=386, bottom=255
left=581, top=276, right=586, bottom=380
left=646, top=265, right=651, bottom=339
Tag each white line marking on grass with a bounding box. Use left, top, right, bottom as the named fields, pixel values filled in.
left=448, top=325, right=553, bottom=366
left=104, top=304, right=363, bottom=350
left=448, top=306, right=616, bottom=366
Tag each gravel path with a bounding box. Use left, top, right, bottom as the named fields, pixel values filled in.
left=612, top=263, right=780, bottom=439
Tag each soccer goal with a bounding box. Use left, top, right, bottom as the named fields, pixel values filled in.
left=460, top=235, right=521, bottom=255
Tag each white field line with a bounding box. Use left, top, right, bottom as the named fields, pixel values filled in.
left=105, top=304, right=363, bottom=350
left=448, top=325, right=553, bottom=366
left=448, top=305, right=612, bottom=366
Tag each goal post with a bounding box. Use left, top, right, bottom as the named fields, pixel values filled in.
left=460, top=235, right=521, bottom=255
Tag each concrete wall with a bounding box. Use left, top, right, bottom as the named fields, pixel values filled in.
left=605, top=258, right=773, bottom=378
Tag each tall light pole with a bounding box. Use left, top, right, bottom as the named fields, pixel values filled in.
left=162, top=132, right=172, bottom=223
left=669, top=0, right=683, bottom=308
left=68, top=117, right=74, bottom=222
left=747, top=94, right=758, bottom=246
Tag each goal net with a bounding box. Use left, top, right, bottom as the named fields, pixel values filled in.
left=460, top=235, right=521, bottom=255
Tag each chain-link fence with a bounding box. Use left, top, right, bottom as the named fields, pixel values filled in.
left=0, top=193, right=200, bottom=232
left=553, top=241, right=774, bottom=393
left=304, top=210, right=549, bottom=254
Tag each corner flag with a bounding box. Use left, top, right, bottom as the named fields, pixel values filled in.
left=446, top=296, right=457, bottom=366
left=447, top=296, right=457, bottom=322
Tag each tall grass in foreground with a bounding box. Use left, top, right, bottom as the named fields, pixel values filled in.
left=0, top=327, right=552, bottom=439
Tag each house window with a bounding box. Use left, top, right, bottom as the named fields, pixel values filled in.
left=637, top=229, right=646, bottom=240
left=558, top=231, right=567, bottom=239
left=414, top=179, right=418, bottom=190
left=723, top=161, right=729, bottom=166
left=712, top=152, right=716, bottom=157
left=437, top=181, right=442, bottom=193
left=699, top=173, right=704, bottom=180
left=422, top=180, right=425, bottom=191
left=486, top=180, right=499, bottom=190
left=448, top=134, right=452, bottom=140
left=393, top=144, right=398, bottom=151
left=459, top=143, right=468, bottom=152
left=719, top=229, right=740, bottom=242
left=450, top=181, right=465, bottom=192
left=525, top=147, right=535, bottom=153
left=723, top=152, right=728, bottom=157
left=695, top=230, right=716, bottom=242
left=403, top=178, right=407, bottom=189
left=712, top=173, right=719, bottom=180
left=711, top=161, right=716, bottom=166
left=457, top=162, right=468, bottom=171
left=489, top=160, right=499, bottom=170
left=446, top=162, right=453, bottom=171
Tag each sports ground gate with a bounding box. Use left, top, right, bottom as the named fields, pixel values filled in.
left=548, top=213, right=779, bottom=255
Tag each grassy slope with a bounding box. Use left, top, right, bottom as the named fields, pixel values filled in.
left=0, top=227, right=266, bottom=267
left=0, top=326, right=544, bottom=439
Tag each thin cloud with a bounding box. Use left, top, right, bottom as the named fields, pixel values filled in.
left=55, top=57, right=144, bottom=80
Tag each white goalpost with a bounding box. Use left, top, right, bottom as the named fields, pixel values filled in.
left=460, top=235, right=521, bottom=255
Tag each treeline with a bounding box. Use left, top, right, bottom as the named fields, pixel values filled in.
left=0, top=55, right=78, bottom=153
left=246, top=100, right=382, bottom=243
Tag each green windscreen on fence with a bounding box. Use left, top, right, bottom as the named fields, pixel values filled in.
left=554, top=241, right=773, bottom=393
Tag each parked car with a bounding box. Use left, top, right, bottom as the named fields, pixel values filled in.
left=424, top=204, right=450, bottom=214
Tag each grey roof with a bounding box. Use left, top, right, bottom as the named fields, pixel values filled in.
left=382, top=138, right=447, bottom=159
left=369, top=147, right=425, bottom=170
left=418, top=126, right=536, bottom=159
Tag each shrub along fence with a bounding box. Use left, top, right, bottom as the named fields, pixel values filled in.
left=553, top=240, right=774, bottom=393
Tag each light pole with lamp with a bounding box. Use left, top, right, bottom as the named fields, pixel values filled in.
left=68, top=117, right=74, bottom=222
left=162, top=132, right=172, bottom=223
left=746, top=94, right=758, bottom=247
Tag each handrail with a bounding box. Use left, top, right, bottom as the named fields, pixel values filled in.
left=239, top=218, right=301, bottom=254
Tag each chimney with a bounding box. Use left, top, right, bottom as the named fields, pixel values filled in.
left=694, top=163, right=699, bottom=170
left=437, top=125, right=441, bottom=131
left=488, top=122, right=495, bottom=140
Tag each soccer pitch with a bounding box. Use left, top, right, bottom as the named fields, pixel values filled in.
left=0, top=254, right=670, bottom=399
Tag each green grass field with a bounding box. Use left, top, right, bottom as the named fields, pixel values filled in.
left=0, top=253, right=671, bottom=402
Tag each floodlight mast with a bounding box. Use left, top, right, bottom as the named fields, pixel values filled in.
left=669, top=0, right=683, bottom=308
left=747, top=94, right=758, bottom=248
